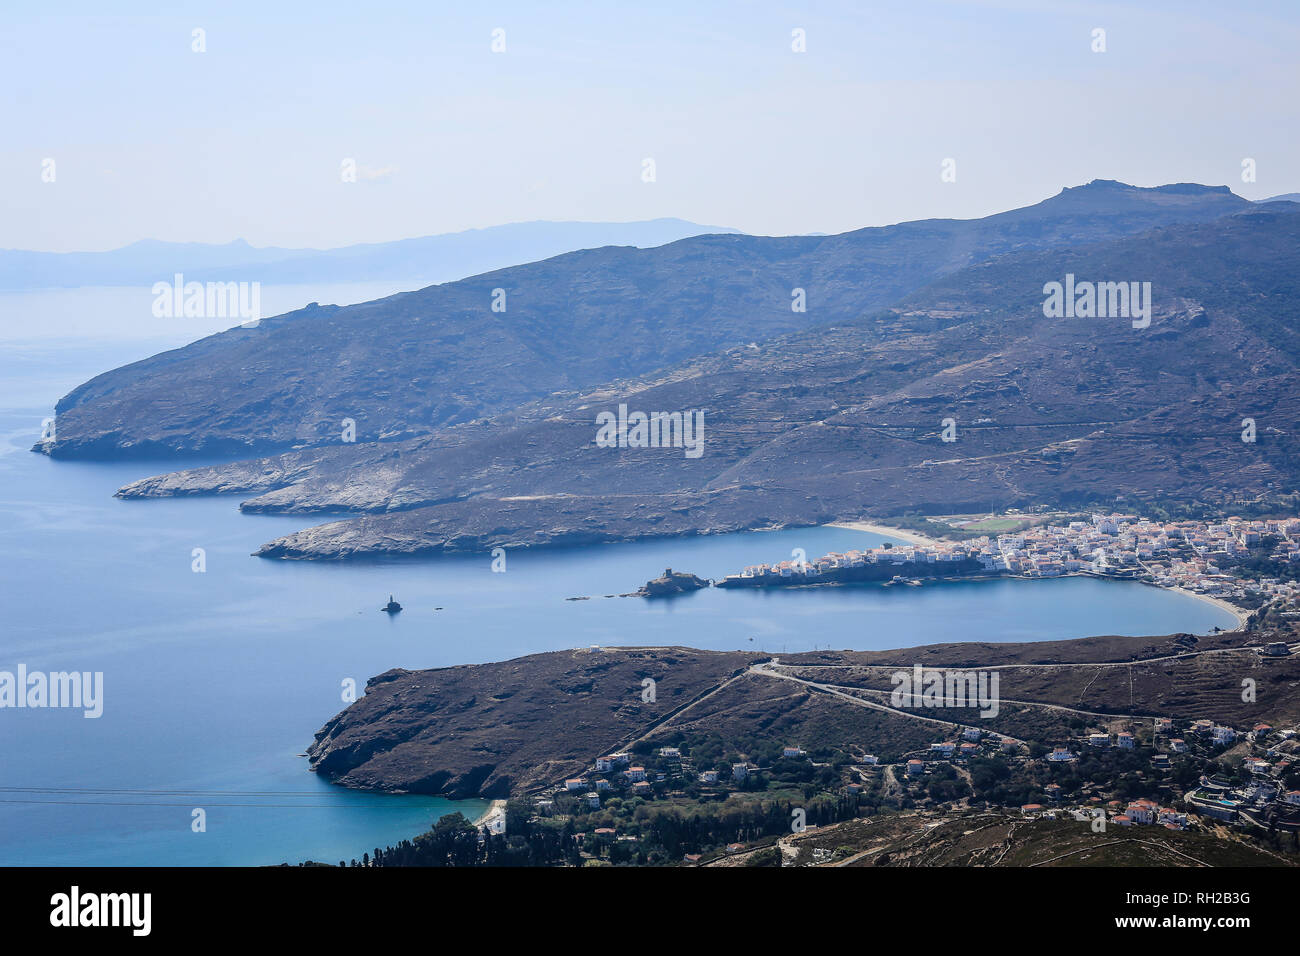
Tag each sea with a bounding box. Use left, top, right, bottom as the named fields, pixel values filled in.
left=0, top=283, right=1237, bottom=865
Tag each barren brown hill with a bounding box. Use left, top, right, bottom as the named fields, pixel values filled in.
left=221, top=205, right=1300, bottom=558
left=308, top=627, right=1298, bottom=798
left=308, top=647, right=760, bottom=796
left=44, top=180, right=1247, bottom=461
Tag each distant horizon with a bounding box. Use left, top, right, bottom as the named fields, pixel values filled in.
left=7, top=1, right=1299, bottom=252
left=7, top=178, right=1298, bottom=256
left=0, top=216, right=741, bottom=256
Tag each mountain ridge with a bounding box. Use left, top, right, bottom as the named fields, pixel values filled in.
left=40, top=180, right=1250, bottom=462
left=0, top=218, right=740, bottom=291
left=103, top=202, right=1300, bottom=559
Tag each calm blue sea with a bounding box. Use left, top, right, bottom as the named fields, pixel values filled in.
left=0, top=287, right=1236, bottom=866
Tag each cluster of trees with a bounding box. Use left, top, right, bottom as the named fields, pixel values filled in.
left=923, top=763, right=971, bottom=803
left=342, top=808, right=581, bottom=868
left=1144, top=496, right=1300, bottom=523
left=482, top=825, right=581, bottom=867
left=636, top=795, right=859, bottom=858
left=343, top=812, right=484, bottom=867
left=342, top=790, right=865, bottom=867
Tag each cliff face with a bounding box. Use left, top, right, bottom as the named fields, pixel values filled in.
left=42, top=181, right=1246, bottom=461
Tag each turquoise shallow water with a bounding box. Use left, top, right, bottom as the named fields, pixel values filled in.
left=0, top=298, right=1236, bottom=866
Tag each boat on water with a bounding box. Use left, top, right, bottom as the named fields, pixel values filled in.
left=382, top=595, right=402, bottom=614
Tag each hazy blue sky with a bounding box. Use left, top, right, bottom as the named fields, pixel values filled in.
left=3, top=0, right=1297, bottom=251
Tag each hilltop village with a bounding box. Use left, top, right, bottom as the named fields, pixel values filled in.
left=514, top=679, right=1300, bottom=865
left=718, top=513, right=1300, bottom=620
left=351, top=678, right=1300, bottom=868
left=329, top=622, right=1300, bottom=867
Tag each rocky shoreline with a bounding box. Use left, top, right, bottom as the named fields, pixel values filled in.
left=247, top=490, right=834, bottom=560
left=635, top=568, right=711, bottom=597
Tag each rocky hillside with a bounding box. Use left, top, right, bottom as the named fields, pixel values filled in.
left=41, top=181, right=1246, bottom=459
left=307, top=629, right=1299, bottom=798
left=308, top=647, right=761, bottom=796
left=114, top=202, right=1300, bottom=559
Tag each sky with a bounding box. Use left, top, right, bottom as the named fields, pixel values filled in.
left=2, top=0, right=1298, bottom=252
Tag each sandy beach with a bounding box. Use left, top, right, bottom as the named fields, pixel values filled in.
left=1166, top=587, right=1251, bottom=630
left=827, top=520, right=942, bottom=547
left=474, top=799, right=508, bottom=833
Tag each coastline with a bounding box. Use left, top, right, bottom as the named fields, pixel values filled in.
left=474, top=799, right=507, bottom=832
left=1164, top=585, right=1250, bottom=630
left=826, top=520, right=942, bottom=547
left=782, top=531, right=1254, bottom=633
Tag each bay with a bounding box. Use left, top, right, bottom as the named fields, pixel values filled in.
left=0, top=287, right=1237, bottom=865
